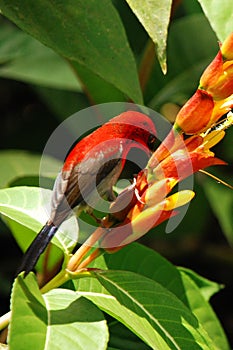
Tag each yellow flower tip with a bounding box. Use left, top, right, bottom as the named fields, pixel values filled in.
left=164, top=190, right=195, bottom=211
left=145, top=178, right=178, bottom=207
left=221, top=32, right=233, bottom=61
left=202, top=129, right=225, bottom=150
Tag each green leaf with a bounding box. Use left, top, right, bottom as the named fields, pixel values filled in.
left=0, top=150, right=61, bottom=188
left=76, top=278, right=173, bottom=349
left=9, top=274, right=47, bottom=350
left=178, top=272, right=229, bottom=350
left=125, top=0, right=172, bottom=73
left=72, top=61, right=126, bottom=104
left=179, top=267, right=223, bottom=301
left=88, top=270, right=216, bottom=349
left=0, top=0, right=142, bottom=103
left=0, top=186, right=78, bottom=254
left=0, top=23, right=81, bottom=91
left=197, top=0, right=233, bottom=41
left=83, top=244, right=229, bottom=350
left=9, top=274, right=108, bottom=350
left=203, top=178, right=233, bottom=245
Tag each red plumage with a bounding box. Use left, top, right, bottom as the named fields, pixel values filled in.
left=18, top=111, right=156, bottom=276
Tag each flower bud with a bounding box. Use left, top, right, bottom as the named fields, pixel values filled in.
left=207, top=63, right=233, bottom=100
left=199, top=51, right=223, bottom=90
left=174, top=89, right=214, bottom=134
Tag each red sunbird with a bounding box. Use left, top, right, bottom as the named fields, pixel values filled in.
left=18, top=111, right=157, bottom=276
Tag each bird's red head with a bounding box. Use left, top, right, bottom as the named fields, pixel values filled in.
left=64, top=110, right=157, bottom=171
left=106, top=111, right=157, bottom=152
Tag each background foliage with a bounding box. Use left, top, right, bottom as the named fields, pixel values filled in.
left=0, top=0, right=232, bottom=349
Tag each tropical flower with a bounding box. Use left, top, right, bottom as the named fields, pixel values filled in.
left=67, top=34, right=233, bottom=272
left=175, top=32, right=233, bottom=134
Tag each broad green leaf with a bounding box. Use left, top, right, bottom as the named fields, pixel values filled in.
left=84, top=244, right=229, bottom=349
left=0, top=186, right=78, bottom=253
left=77, top=280, right=174, bottom=349
left=0, top=0, right=142, bottom=103
left=9, top=274, right=108, bottom=350
left=9, top=274, right=47, bottom=350
left=83, top=270, right=216, bottom=349
left=197, top=0, right=233, bottom=41
left=0, top=150, right=61, bottom=188
left=179, top=267, right=223, bottom=301
left=178, top=272, right=229, bottom=350
left=71, top=61, right=126, bottom=104
left=0, top=24, right=81, bottom=91
left=203, top=178, right=233, bottom=245
left=125, top=0, right=172, bottom=73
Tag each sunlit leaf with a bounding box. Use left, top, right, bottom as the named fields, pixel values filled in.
left=197, top=0, right=233, bottom=41
left=0, top=186, right=78, bottom=253
left=0, top=150, right=61, bottom=188
left=125, top=0, right=172, bottom=73
left=79, top=270, right=216, bottom=349
left=104, top=244, right=229, bottom=349
left=9, top=274, right=108, bottom=350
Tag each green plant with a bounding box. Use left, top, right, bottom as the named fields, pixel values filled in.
left=0, top=1, right=232, bottom=349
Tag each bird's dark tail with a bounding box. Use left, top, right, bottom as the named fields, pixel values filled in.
left=17, top=223, right=58, bottom=277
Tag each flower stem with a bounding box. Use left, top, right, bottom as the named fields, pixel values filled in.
left=67, top=226, right=107, bottom=272
left=40, top=269, right=70, bottom=294
left=0, top=311, right=11, bottom=331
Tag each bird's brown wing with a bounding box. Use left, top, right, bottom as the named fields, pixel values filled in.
left=49, top=142, right=124, bottom=225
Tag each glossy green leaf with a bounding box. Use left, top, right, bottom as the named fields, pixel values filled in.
left=0, top=150, right=61, bottom=188
left=203, top=178, right=233, bottom=245
left=179, top=267, right=223, bottom=301
left=0, top=23, right=81, bottom=91
left=85, top=270, right=216, bottom=349
left=0, top=0, right=142, bottom=103
left=9, top=274, right=47, bottom=350
left=74, top=249, right=226, bottom=349
left=9, top=274, right=108, bottom=350
left=125, top=0, right=172, bottom=73
left=0, top=186, right=78, bottom=253
left=197, top=0, right=233, bottom=41
left=81, top=243, right=229, bottom=350
left=178, top=272, right=229, bottom=350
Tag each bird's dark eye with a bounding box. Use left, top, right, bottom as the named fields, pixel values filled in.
left=147, top=134, right=157, bottom=151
